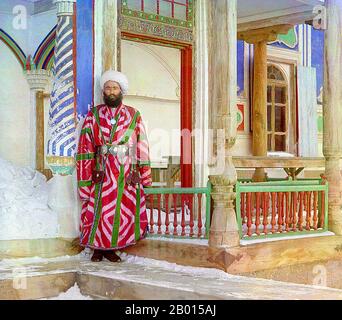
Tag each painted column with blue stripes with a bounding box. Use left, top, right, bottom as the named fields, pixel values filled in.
left=46, top=0, right=76, bottom=175
left=46, top=0, right=79, bottom=239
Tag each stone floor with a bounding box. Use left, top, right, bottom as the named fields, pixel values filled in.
left=1, top=252, right=342, bottom=300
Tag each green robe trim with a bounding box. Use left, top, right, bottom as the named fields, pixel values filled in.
left=78, top=180, right=92, bottom=187
left=134, top=183, right=141, bottom=241
left=76, top=153, right=95, bottom=161
left=81, top=127, right=92, bottom=136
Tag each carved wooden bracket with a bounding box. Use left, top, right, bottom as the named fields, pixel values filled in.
left=237, top=24, right=293, bottom=44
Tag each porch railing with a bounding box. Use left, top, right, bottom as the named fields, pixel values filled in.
left=144, top=182, right=211, bottom=239
left=235, top=179, right=329, bottom=240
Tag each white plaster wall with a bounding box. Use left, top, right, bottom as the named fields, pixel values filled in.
left=230, top=133, right=253, bottom=156
left=0, top=4, right=56, bottom=57
left=122, top=40, right=180, bottom=100
left=0, top=42, right=31, bottom=166
left=28, top=10, right=57, bottom=55
left=124, top=97, right=180, bottom=162
left=0, top=4, right=30, bottom=55
left=121, top=40, right=181, bottom=164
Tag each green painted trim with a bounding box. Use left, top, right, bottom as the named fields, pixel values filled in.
left=237, top=184, right=327, bottom=193
left=36, top=41, right=55, bottom=70
left=49, top=165, right=74, bottom=175
left=89, top=183, right=102, bottom=245
left=135, top=184, right=141, bottom=241
left=81, top=127, right=92, bottom=136
left=235, top=182, right=243, bottom=238
left=241, top=229, right=328, bottom=241
left=205, top=180, right=212, bottom=239
left=143, top=181, right=212, bottom=239
left=146, top=234, right=207, bottom=240
left=235, top=180, right=329, bottom=239
left=144, top=187, right=209, bottom=195
left=76, top=152, right=95, bottom=161
left=46, top=58, right=54, bottom=71
left=276, top=27, right=298, bottom=48
left=78, top=180, right=92, bottom=187
left=317, top=115, right=323, bottom=133
left=111, top=165, right=125, bottom=247
left=122, top=0, right=193, bottom=28
left=324, top=184, right=329, bottom=229
left=237, top=180, right=321, bottom=187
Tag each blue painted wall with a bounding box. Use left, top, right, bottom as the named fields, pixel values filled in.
left=76, top=0, right=93, bottom=116
left=237, top=40, right=244, bottom=96
left=311, top=28, right=324, bottom=98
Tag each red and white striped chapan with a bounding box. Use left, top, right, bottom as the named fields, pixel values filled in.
left=76, top=103, right=152, bottom=250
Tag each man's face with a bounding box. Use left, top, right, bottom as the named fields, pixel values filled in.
left=103, top=81, right=122, bottom=107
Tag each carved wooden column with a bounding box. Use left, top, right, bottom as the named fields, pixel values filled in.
left=323, top=0, right=342, bottom=235
left=252, top=41, right=268, bottom=181
left=238, top=25, right=293, bottom=182
left=208, top=0, right=240, bottom=248
left=25, top=70, right=52, bottom=169
left=94, top=0, right=120, bottom=104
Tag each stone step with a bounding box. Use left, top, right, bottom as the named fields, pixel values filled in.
left=1, top=254, right=342, bottom=300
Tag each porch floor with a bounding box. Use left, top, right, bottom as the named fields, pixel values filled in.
left=1, top=251, right=342, bottom=300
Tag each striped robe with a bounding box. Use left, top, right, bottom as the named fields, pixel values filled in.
left=76, top=103, right=152, bottom=250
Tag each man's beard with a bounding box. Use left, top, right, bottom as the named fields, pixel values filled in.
left=103, top=92, right=123, bottom=108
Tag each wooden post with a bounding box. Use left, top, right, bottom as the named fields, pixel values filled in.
left=94, top=0, right=120, bottom=104
left=36, top=91, right=45, bottom=174
left=252, top=41, right=268, bottom=182
left=102, top=0, right=120, bottom=71
left=208, top=0, right=240, bottom=248
left=238, top=25, right=293, bottom=182
left=323, top=0, right=342, bottom=235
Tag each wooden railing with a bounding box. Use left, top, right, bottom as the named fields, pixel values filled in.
left=235, top=179, right=329, bottom=239
left=144, top=182, right=211, bottom=239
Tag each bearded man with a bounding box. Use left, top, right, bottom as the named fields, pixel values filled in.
left=76, top=70, right=152, bottom=262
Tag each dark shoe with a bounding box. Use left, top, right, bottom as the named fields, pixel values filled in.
left=103, top=250, right=121, bottom=262
left=91, top=249, right=103, bottom=262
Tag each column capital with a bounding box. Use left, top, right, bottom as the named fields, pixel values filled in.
left=238, top=24, right=293, bottom=44
left=25, top=69, right=52, bottom=91
left=53, top=0, right=76, bottom=16
left=46, top=156, right=75, bottom=175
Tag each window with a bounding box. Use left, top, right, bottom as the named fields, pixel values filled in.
left=126, top=0, right=189, bottom=20
left=267, top=65, right=289, bottom=152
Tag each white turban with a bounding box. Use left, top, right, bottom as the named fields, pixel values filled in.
left=100, top=70, right=129, bottom=95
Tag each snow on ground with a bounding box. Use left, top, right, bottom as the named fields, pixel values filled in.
left=0, top=158, right=58, bottom=240
left=40, top=283, right=93, bottom=300
left=0, top=251, right=86, bottom=269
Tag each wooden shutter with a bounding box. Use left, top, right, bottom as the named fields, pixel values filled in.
left=297, top=65, right=318, bottom=157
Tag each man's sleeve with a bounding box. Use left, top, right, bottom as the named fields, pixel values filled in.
left=76, top=112, right=96, bottom=201
left=136, top=114, right=152, bottom=187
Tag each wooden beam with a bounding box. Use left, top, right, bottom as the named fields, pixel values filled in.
left=232, top=156, right=325, bottom=168
left=238, top=11, right=315, bottom=33
left=237, top=24, right=293, bottom=43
